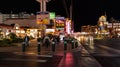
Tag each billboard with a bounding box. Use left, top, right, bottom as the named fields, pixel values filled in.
left=55, top=17, right=65, bottom=30
left=65, top=20, right=71, bottom=34
left=36, top=12, right=50, bottom=25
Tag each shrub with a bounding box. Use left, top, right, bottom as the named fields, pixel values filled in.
left=8, top=33, right=17, bottom=39
left=3, top=38, right=12, bottom=44
left=29, top=35, right=34, bottom=39
left=7, top=33, right=24, bottom=43
left=12, top=37, right=24, bottom=43
left=0, top=39, right=13, bottom=47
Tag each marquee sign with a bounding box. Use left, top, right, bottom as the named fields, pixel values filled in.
left=36, top=12, right=50, bottom=25
left=55, top=17, right=65, bottom=29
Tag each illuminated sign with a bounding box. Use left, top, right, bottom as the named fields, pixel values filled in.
left=55, top=17, right=65, bottom=30
left=36, top=12, right=50, bottom=24
left=65, top=20, right=71, bottom=34
left=50, top=12, right=55, bottom=19
left=56, top=20, right=65, bottom=28
left=56, top=17, right=65, bottom=20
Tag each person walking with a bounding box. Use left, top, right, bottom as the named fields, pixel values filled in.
left=24, top=34, right=30, bottom=47
left=43, top=35, right=51, bottom=48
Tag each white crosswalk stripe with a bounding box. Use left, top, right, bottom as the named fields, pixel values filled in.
left=2, top=58, right=47, bottom=62
left=37, top=55, right=53, bottom=57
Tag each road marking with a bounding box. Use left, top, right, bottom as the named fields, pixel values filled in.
left=37, top=55, right=53, bottom=57
left=98, top=45, right=120, bottom=54
left=13, top=52, right=53, bottom=58
left=2, top=58, right=47, bottom=63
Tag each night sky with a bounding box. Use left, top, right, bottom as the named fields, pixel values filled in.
left=0, top=0, right=120, bottom=31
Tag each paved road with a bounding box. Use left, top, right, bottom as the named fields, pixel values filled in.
left=0, top=39, right=102, bottom=67
left=0, top=52, right=63, bottom=67
left=83, top=39, right=120, bottom=67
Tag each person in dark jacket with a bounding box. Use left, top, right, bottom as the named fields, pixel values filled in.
left=24, top=34, right=30, bottom=46
left=43, top=35, right=51, bottom=48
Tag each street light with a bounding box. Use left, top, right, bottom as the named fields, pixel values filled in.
left=36, top=0, right=50, bottom=12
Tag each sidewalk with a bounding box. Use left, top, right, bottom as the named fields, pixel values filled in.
left=0, top=39, right=102, bottom=67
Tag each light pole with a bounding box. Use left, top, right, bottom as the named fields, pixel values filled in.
left=36, top=0, right=50, bottom=12
left=36, top=0, right=50, bottom=37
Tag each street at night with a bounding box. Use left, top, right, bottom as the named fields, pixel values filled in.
left=0, top=0, right=120, bottom=67
left=0, top=39, right=102, bottom=67
left=0, top=37, right=120, bottom=67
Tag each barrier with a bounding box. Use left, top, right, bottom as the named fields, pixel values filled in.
left=22, top=42, right=26, bottom=52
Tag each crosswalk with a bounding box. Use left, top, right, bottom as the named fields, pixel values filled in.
left=97, top=45, right=120, bottom=54
left=86, top=44, right=120, bottom=57
left=0, top=52, right=53, bottom=62
left=2, top=58, right=47, bottom=63
left=0, top=52, right=63, bottom=67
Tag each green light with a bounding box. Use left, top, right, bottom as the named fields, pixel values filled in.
left=50, top=12, right=55, bottom=19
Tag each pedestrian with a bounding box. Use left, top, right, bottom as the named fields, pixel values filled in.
left=43, top=35, right=51, bottom=48
left=24, top=34, right=30, bottom=47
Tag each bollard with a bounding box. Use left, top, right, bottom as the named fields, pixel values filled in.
left=52, top=41, right=55, bottom=52
left=37, top=42, right=41, bottom=52
left=75, top=40, right=78, bottom=48
left=22, top=42, right=26, bottom=52
left=64, top=41, right=67, bottom=51
left=71, top=40, right=74, bottom=49
left=37, top=37, right=42, bottom=52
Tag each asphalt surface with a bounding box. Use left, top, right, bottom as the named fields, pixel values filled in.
left=0, top=52, right=62, bottom=67
left=0, top=39, right=102, bottom=67
left=84, top=38, right=120, bottom=67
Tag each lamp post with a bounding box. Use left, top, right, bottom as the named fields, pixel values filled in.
left=36, top=0, right=50, bottom=37
left=36, top=0, right=50, bottom=12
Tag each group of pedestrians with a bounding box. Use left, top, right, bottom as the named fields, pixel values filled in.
left=23, top=34, right=80, bottom=51
left=37, top=34, right=60, bottom=48
left=23, top=34, right=60, bottom=48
